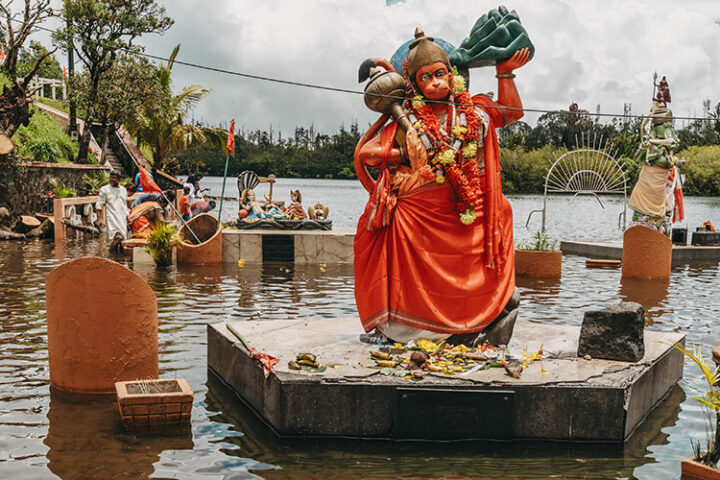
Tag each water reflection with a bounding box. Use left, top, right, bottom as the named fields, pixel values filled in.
left=2, top=211, right=719, bottom=480
left=619, top=277, right=671, bottom=324
left=44, top=390, right=193, bottom=480
left=516, top=275, right=562, bottom=294
left=205, top=372, right=685, bottom=479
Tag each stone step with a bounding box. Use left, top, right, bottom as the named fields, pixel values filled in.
left=103, top=151, right=124, bottom=175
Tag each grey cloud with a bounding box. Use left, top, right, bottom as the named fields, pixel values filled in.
left=29, top=0, right=720, bottom=131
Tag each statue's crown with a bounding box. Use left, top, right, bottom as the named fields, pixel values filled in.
left=406, top=27, right=449, bottom=80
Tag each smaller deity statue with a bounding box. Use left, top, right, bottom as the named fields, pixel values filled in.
left=283, top=190, right=307, bottom=220
left=308, top=203, right=329, bottom=221
left=628, top=76, right=680, bottom=237
left=654, top=76, right=671, bottom=105
left=239, top=189, right=283, bottom=220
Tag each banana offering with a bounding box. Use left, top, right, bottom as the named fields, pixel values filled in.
left=288, top=352, right=324, bottom=371
left=369, top=339, right=514, bottom=380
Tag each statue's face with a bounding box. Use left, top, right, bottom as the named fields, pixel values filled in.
left=248, top=191, right=255, bottom=201
left=416, top=62, right=450, bottom=101
left=291, top=192, right=298, bottom=202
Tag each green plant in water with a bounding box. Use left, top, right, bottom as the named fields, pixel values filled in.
left=48, top=177, right=76, bottom=198
left=516, top=231, right=558, bottom=251
left=143, top=222, right=179, bottom=267
left=82, top=171, right=110, bottom=195
left=674, top=343, right=720, bottom=468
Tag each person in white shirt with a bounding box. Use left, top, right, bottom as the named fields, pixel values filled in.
left=95, top=170, right=129, bottom=253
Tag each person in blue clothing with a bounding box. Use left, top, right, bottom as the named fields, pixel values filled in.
left=130, top=169, right=154, bottom=193
left=130, top=190, right=176, bottom=208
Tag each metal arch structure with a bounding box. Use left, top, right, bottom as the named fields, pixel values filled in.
left=526, top=133, right=628, bottom=232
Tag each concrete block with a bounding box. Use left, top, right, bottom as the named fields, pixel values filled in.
left=578, top=302, right=645, bottom=362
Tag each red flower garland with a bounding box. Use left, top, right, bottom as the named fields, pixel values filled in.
left=409, top=83, right=485, bottom=224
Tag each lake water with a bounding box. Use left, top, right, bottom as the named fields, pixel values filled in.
left=2, top=178, right=720, bottom=479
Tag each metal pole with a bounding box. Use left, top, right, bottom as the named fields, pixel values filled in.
left=217, top=153, right=230, bottom=230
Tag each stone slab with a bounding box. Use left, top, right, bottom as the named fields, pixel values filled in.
left=207, top=317, right=684, bottom=442
left=222, top=228, right=354, bottom=264
left=132, top=246, right=176, bottom=265
left=560, top=240, right=720, bottom=262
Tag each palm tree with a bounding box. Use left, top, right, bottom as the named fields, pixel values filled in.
left=129, top=45, right=227, bottom=171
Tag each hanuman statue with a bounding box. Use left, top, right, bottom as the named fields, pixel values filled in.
left=354, top=7, right=533, bottom=346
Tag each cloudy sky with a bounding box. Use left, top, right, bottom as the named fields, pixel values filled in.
left=36, top=0, right=720, bottom=135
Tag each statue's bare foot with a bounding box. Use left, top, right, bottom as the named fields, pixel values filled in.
left=447, top=288, right=520, bottom=347
left=359, top=328, right=390, bottom=345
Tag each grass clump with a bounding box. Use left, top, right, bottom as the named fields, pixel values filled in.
left=517, top=231, right=558, bottom=251
left=48, top=178, right=76, bottom=198
left=143, top=222, right=179, bottom=267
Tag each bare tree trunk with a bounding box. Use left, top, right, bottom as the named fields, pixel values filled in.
left=100, top=121, right=110, bottom=164
left=67, top=15, right=77, bottom=137
left=77, top=72, right=101, bottom=163
left=0, top=229, right=26, bottom=240
left=0, top=84, right=33, bottom=141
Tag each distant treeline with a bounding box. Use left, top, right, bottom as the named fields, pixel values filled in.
left=175, top=107, right=720, bottom=196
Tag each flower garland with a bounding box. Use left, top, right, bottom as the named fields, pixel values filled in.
left=406, top=67, right=485, bottom=225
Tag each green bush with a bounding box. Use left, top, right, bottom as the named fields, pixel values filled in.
left=678, top=145, right=720, bottom=196
left=48, top=178, right=76, bottom=198
left=13, top=109, right=79, bottom=162
left=500, top=145, right=566, bottom=194
left=82, top=171, right=109, bottom=194
left=143, top=222, right=179, bottom=267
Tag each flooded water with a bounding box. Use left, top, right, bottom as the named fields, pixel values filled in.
left=2, top=180, right=720, bottom=479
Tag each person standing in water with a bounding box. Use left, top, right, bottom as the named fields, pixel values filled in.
left=95, top=170, right=128, bottom=253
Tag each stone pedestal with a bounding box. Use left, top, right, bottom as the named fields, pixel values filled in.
left=622, top=225, right=671, bottom=279
left=222, top=228, right=354, bottom=264
left=208, top=317, right=684, bottom=442
left=691, top=231, right=720, bottom=246
left=46, top=257, right=158, bottom=393
left=515, top=249, right=562, bottom=277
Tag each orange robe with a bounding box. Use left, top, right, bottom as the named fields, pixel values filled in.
left=354, top=96, right=515, bottom=335
left=127, top=201, right=162, bottom=237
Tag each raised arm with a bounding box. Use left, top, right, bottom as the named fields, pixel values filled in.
left=494, top=48, right=531, bottom=125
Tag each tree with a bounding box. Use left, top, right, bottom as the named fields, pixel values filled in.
left=55, top=0, right=173, bottom=163
left=499, top=120, right=531, bottom=149
left=129, top=45, right=226, bottom=171
left=0, top=0, right=54, bottom=153
left=72, top=54, right=162, bottom=161
left=17, top=40, right=62, bottom=80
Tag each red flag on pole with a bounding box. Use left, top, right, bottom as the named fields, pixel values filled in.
left=138, top=165, right=161, bottom=194
left=63, top=66, right=67, bottom=78
left=226, top=119, right=235, bottom=155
